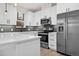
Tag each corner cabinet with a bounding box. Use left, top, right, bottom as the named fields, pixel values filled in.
left=57, top=3, right=79, bottom=14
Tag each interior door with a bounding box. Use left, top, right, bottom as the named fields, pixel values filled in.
left=66, top=15, right=79, bottom=56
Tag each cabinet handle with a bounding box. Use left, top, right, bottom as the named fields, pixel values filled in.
left=50, top=44, right=55, bottom=46
left=50, top=39, right=55, bottom=41
left=66, top=8, right=68, bottom=12
left=68, top=8, right=70, bottom=12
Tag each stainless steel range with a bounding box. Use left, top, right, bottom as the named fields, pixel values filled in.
left=39, top=17, right=55, bottom=48
left=38, top=32, right=49, bottom=48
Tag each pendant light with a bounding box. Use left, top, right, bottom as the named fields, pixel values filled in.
left=5, top=3, right=7, bottom=15
left=14, top=3, right=17, bottom=7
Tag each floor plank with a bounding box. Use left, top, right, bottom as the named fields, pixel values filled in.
left=40, top=48, right=64, bottom=56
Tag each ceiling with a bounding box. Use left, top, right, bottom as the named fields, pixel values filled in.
left=11, top=3, right=56, bottom=12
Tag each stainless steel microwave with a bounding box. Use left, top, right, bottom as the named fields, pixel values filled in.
left=41, top=19, right=51, bottom=25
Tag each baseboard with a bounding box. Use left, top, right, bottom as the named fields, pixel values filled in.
left=57, top=51, right=71, bottom=56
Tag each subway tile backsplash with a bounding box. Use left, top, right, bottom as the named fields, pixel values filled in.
left=0, top=25, right=16, bottom=32
left=0, top=25, right=56, bottom=32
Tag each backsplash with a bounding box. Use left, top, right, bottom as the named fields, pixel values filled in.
left=0, top=25, right=56, bottom=32
left=0, top=25, right=16, bottom=32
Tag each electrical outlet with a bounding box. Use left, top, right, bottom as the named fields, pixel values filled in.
left=11, top=29, right=13, bottom=31
left=1, top=28, right=3, bottom=31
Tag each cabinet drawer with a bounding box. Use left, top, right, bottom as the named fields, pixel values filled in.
left=50, top=35, right=56, bottom=38
left=49, top=38, right=56, bottom=42
left=49, top=35, right=56, bottom=39
left=49, top=44, right=56, bottom=51
left=49, top=41, right=56, bottom=46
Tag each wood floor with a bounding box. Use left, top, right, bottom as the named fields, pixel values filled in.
left=40, top=48, right=64, bottom=56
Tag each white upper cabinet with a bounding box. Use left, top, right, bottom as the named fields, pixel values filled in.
left=57, top=3, right=79, bottom=14
left=50, top=6, right=57, bottom=25
left=7, top=4, right=17, bottom=25
left=57, top=3, right=67, bottom=14
left=24, top=5, right=57, bottom=26
left=24, top=12, right=35, bottom=26
left=67, top=3, right=79, bottom=11
left=24, top=11, right=41, bottom=26
left=24, top=12, right=29, bottom=26
left=39, top=5, right=57, bottom=25
left=24, top=12, right=31, bottom=26
left=0, top=4, right=17, bottom=25
left=0, top=4, right=5, bottom=24
left=34, top=12, right=41, bottom=26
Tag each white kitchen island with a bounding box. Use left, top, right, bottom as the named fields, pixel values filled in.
left=0, top=32, right=41, bottom=56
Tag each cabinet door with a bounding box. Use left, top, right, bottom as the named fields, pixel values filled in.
left=0, top=3, right=6, bottom=24
left=35, top=12, right=41, bottom=26
left=50, top=6, right=57, bottom=25
left=7, top=4, right=17, bottom=25
left=24, top=12, right=30, bottom=26
left=57, top=3, right=79, bottom=14
left=67, top=3, right=79, bottom=12
left=49, top=32, right=57, bottom=50
left=16, top=39, right=40, bottom=56
left=57, top=3, right=67, bottom=14
left=0, top=43, right=16, bottom=56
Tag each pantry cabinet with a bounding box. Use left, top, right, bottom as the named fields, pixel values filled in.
left=57, top=3, right=79, bottom=14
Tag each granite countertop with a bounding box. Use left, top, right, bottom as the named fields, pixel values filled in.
left=0, top=32, right=41, bottom=45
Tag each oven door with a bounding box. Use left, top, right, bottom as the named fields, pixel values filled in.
left=38, top=33, right=48, bottom=43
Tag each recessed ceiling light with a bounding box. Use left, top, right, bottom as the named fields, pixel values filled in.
left=14, top=3, right=17, bottom=7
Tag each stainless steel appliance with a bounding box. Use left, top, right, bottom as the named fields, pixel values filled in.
left=41, top=17, right=51, bottom=25
left=38, top=32, right=49, bottom=48
left=57, top=10, right=79, bottom=56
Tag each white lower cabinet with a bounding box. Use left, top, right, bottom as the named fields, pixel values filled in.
left=0, top=43, right=16, bottom=56
left=16, top=39, right=40, bottom=56
left=0, top=39, right=40, bottom=56
left=49, top=32, right=57, bottom=51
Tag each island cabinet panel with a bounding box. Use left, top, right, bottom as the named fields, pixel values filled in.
left=16, top=39, right=40, bottom=56
left=0, top=38, right=40, bottom=56
left=0, top=43, right=16, bottom=56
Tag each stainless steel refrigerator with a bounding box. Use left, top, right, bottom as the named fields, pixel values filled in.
left=57, top=10, right=79, bottom=56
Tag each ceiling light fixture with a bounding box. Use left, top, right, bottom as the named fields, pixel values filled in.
left=14, top=3, right=17, bottom=7
left=5, top=3, right=7, bottom=15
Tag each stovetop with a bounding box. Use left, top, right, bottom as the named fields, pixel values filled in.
left=38, top=30, right=54, bottom=33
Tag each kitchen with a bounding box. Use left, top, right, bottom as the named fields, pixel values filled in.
left=0, top=3, right=79, bottom=56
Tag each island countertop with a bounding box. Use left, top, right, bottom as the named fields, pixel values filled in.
left=0, top=32, right=41, bottom=45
